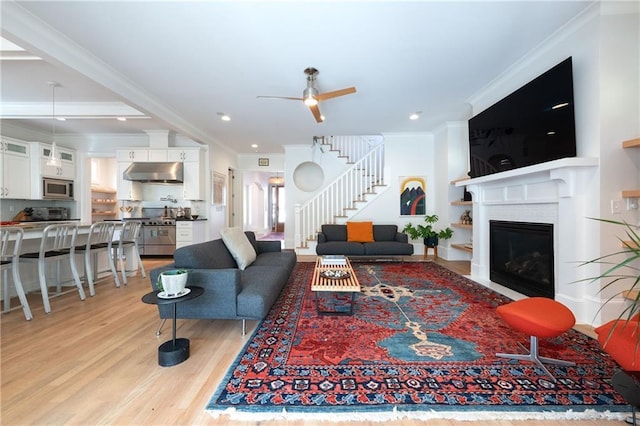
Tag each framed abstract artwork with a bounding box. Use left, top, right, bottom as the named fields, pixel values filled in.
left=400, top=176, right=426, bottom=216
left=211, top=171, right=226, bottom=206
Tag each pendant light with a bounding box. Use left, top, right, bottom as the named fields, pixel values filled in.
left=46, top=81, right=62, bottom=167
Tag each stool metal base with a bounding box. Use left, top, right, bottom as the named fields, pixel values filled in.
left=497, top=335, right=575, bottom=382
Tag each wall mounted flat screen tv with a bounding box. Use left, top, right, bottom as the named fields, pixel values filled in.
left=468, top=57, right=576, bottom=178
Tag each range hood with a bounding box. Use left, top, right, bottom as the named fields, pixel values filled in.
left=123, top=162, right=184, bottom=183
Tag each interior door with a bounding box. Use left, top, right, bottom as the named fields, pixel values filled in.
left=270, top=184, right=285, bottom=232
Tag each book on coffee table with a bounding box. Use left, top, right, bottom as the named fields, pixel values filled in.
left=320, top=255, right=347, bottom=266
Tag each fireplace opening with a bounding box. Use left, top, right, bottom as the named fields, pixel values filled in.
left=490, top=221, right=554, bottom=299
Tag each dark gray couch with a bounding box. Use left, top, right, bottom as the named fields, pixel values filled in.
left=149, top=231, right=296, bottom=334
left=315, top=224, right=414, bottom=257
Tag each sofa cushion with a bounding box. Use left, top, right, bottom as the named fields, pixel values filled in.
left=347, top=221, right=374, bottom=242
left=364, top=241, right=414, bottom=255
left=174, top=239, right=237, bottom=269
left=220, top=227, right=257, bottom=270
left=373, top=225, right=399, bottom=242
left=316, top=241, right=366, bottom=256
left=322, top=224, right=347, bottom=242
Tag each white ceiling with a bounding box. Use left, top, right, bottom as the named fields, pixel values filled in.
left=0, top=1, right=594, bottom=154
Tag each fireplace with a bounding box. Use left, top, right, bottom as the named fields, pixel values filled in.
left=490, top=221, right=554, bottom=299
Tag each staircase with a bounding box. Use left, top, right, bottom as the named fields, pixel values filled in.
left=294, top=135, right=386, bottom=253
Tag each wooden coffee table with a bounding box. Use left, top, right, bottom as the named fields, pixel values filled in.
left=311, top=257, right=361, bottom=315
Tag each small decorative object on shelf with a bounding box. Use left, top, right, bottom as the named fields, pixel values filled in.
left=460, top=210, right=472, bottom=225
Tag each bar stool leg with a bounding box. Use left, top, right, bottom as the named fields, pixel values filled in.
left=12, top=263, right=32, bottom=320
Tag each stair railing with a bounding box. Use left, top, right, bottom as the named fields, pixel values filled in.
left=295, top=140, right=384, bottom=248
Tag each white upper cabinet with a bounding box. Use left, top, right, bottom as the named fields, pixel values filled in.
left=168, top=148, right=201, bottom=162
left=0, top=137, right=31, bottom=199
left=180, top=149, right=204, bottom=200
left=38, top=143, right=75, bottom=180
left=117, top=149, right=149, bottom=162
left=147, top=149, right=168, bottom=162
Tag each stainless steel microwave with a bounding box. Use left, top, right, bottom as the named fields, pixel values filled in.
left=42, top=177, right=74, bottom=200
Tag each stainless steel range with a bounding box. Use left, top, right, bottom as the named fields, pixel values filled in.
left=138, top=208, right=177, bottom=256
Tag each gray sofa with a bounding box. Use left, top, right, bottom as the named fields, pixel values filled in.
left=149, top=231, right=296, bottom=334
left=315, top=224, right=414, bottom=257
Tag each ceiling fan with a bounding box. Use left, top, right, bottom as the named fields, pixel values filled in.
left=257, top=67, right=356, bottom=123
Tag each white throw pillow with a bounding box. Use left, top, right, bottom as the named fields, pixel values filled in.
left=220, top=227, right=257, bottom=270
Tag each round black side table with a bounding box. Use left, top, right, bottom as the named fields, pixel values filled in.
left=142, top=286, right=204, bottom=367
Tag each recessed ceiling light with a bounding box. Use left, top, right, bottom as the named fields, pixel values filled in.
left=217, top=112, right=231, bottom=121
left=251, top=144, right=258, bottom=149
left=551, top=102, right=569, bottom=110
left=55, top=117, right=66, bottom=121
left=547, top=131, right=556, bottom=135
left=117, top=117, right=127, bottom=122
left=409, top=111, right=422, bottom=120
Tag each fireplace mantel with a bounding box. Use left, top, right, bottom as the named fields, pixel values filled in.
left=455, top=157, right=601, bottom=324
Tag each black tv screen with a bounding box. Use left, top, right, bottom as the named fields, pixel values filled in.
left=468, top=57, right=576, bottom=178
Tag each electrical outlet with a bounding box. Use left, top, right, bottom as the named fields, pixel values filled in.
left=627, top=198, right=639, bottom=210
left=611, top=199, right=622, bottom=214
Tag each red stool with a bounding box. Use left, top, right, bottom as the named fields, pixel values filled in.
left=496, top=297, right=576, bottom=382
left=595, top=315, right=640, bottom=425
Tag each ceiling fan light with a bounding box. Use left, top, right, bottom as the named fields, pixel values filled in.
left=303, top=87, right=318, bottom=106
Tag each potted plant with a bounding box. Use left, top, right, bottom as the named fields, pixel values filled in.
left=156, top=268, right=189, bottom=296
left=577, top=218, right=639, bottom=343
left=402, top=214, right=454, bottom=248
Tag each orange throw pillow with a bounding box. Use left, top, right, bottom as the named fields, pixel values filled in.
left=347, top=221, right=374, bottom=243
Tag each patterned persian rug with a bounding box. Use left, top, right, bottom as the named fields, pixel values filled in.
left=207, top=262, right=630, bottom=421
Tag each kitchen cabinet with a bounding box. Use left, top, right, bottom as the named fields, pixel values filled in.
left=175, top=220, right=206, bottom=249
left=0, top=137, right=31, bottom=199
left=116, top=162, right=142, bottom=200
left=180, top=149, right=204, bottom=200
left=117, top=149, right=148, bottom=162
left=36, top=143, right=75, bottom=180
left=168, top=148, right=201, bottom=162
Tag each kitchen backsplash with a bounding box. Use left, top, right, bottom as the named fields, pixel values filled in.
left=1, top=199, right=76, bottom=222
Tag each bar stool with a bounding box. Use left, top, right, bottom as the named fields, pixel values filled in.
left=19, top=223, right=85, bottom=314
left=1, top=227, right=32, bottom=320
left=112, top=221, right=146, bottom=285
left=75, top=221, right=120, bottom=296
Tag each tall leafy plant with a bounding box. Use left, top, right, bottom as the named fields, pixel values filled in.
left=576, top=218, right=639, bottom=344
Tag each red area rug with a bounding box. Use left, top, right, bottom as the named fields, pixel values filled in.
left=207, top=262, right=629, bottom=421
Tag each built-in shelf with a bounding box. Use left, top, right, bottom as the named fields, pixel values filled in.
left=451, top=200, right=472, bottom=206
left=622, top=137, right=640, bottom=148
left=451, top=223, right=472, bottom=229
left=91, top=188, right=117, bottom=222
left=623, top=290, right=638, bottom=302
left=451, top=243, right=473, bottom=253
left=622, top=190, right=640, bottom=198
left=450, top=177, right=471, bottom=185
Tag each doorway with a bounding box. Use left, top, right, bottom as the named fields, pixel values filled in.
left=270, top=184, right=285, bottom=232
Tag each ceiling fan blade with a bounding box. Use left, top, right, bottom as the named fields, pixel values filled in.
left=316, top=87, right=356, bottom=102
left=256, top=96, right=303, bottom=101
left=309, top=104, right=323, bottom=123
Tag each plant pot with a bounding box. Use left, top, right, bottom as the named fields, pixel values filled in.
left=424, top=236, right=438, bottom=247
left=159, top=270, right=188, bottom=295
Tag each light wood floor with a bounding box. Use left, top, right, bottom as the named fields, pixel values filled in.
left=0, top=256, right=623, bottom=425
